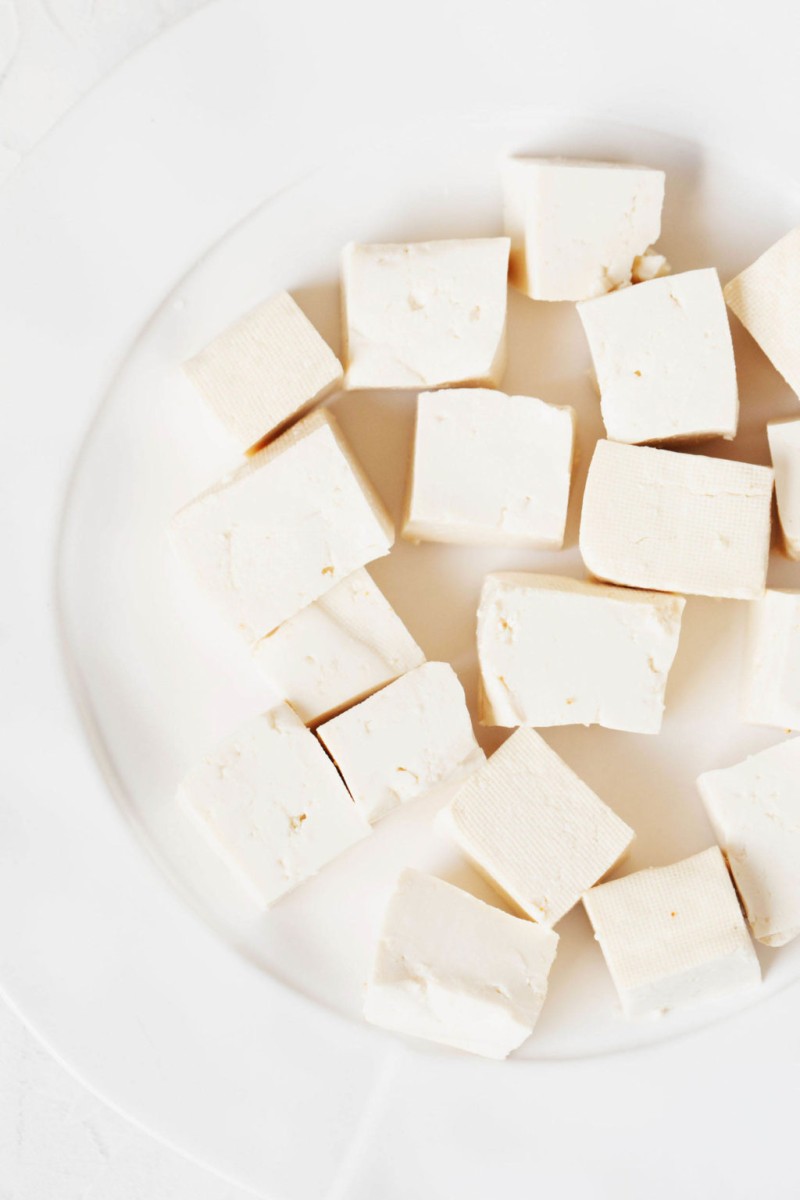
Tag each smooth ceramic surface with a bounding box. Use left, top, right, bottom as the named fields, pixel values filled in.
left=3, top=2, right=800, bottom=1197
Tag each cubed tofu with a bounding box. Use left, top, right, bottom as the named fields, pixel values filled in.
left=184, top=292, right=342, bottom=451
left=698, top=737, right=800, bottom=947
left=580, top=440, right=773, bottom=599
left=341, top=238, right=509, bottom=389
left=582, top=847, right=760, bottom=1019
left=578, top=269, right=738, bottom=444
left=741, top=589, right=800, bottom=732
left=443, top=728, right=634, bottom=926
left=403, top=388, right=575, bottom=548
left=502, top=157, right=665, bottom=301
left=316, top=662, right=484, bottom=823
left=253, top=568, right=425, bottom=724
left=170, top=409, right=394, bottom=641
left=177, top=704, right=371, bottom=908
left=724, top=227, right=800, bottom=395
left=364, top=869, right=559, bottom=1059
left=767, top=418, right=800, bottom=559
left=477, top=572, right=684, bottom=734
left=631, top=251, right=670, bottom=283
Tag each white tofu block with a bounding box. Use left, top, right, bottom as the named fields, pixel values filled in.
left=184, top=292, right=343, bottom=451
left=502, top=157, right=665, bottom=302
left=252, top=568, right=425, bottom=724
left=724, top=227, right=800, bottom=395
left=443, top=728, right=634, bottom=926
left=698, top=737, right=800, bottom=947
left=171, top=410, right=394, bottom=641
left=582, top=847, right=761, bottom=1019
left=580, top=440, right=773, bottom=599
left=403, top=388, right=575, bottom=548
left=741, top=589, right=800, bottom=732
left=578, top=269, right=738, bottom=444
left=316, top=662, right=484, bottom=823
left=177, top=704, right=371, bottom=908
left=342, top=238, right=509, bottom=390
left=364, top=869, right=559, bottom=1059
left=631, top=250, right=670, bottom=283
left=767, top=418, right=800, bottom=559
left=477, top=572, right=684, bottom=734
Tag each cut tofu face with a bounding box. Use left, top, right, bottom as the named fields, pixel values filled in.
left=341, top=238, right=509, bottom=390
left=578, top=269, right=738, bottom=444
left=316, top=662, right=484, bottom=824
left=477, top=572, right=684, bottom=734
left=364, top=869, right=559, bottom=1059
left=582, top=847, right=760, bottom=1019
left=724, top=226, right=800, bottom=395
left=177, top=704, right=371, bottom=908
left=502, top=157, right=665, bottom=302
left=444, top=728, right=634, bottom=926
left=580, top=440, right=773, bottom=599
left=253, top=568, right=425, bottom=725
left=184, top=291, right=343, bottom=451
left=170, top=409, right=394, bottom=641
left=741, top=590, right=800, bottom=732
left=698, top=737, right=800, bottom=947
left=767, top=418, right=800, bottom=560
left=403, top=388, right=575, bottom=548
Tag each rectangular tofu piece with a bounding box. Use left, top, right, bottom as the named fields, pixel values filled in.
left=253, top=568, right=425, bottom=724
left=170, top=409, right=394, bottom=641
left=741, top=589, right=800, bottom=732
left=342, top=238, right=509, bottom=390
left=316, top=662, right=484, bottom=823
left=698, top=737, right=800, bottom=947
left=477, top=572, right=684, bottom=734
left=582, top=847, right=761, bottom=1019
left=364, top=869, right=558, bottom=1059
left=578, top=269, right=738, bottom=444
left=177, top=704, right=371, bottom=908
left=184, top=292, right=342, bottom=452
left=403, top=388, right=575, bottom=548
left=443, top=728, right=634, bottom=925
left=724, top=227, right=800, bottom=394
left=580, top=440, right=773, bottom=599
left=767, top=418, right=800, bottom=559
left=502, top=157, right=665, bottom=301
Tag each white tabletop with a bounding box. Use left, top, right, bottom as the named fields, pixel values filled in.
left=1, top=8, right=254, bottom=1194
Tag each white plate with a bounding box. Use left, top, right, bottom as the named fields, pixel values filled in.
left=3, top=3, right=800, bottom=1197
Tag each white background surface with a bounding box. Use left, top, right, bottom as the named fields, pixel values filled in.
left=3, top=2, right=800, bottom=1197
left=0, top=7, right=253, bottom=1196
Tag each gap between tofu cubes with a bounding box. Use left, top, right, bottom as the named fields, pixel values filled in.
left=170, top=154, right=800, bottom=1059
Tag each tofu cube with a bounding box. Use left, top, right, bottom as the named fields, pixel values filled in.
left=724, top=227, right=800, bottom=395
left=253, top=568, right=425, bottom=724
left=631, top=251, right=670, bottom=283
left=580, top=440, right=773, bottom=599
left=364, top=869, right=559, bottom=1059
left=316, top=662, right=484, bottom=823
left=578, top=269, right=738, bottom=444
left=767, top=418, right=800, bottom=559
left=477, top=572, right=684, bottom=734
left=741, top=589, right=800, bottom=732
left=342, top=238, right=509, bottom=390
left=582, top=847, right=761, bottom=1019
left=443, top=728, right=634, bottom=926
left=177, top=704, right=371, bottom=908
left=403, top=388, right=575, bottom=548
left=502, top=157, right=665, bottom=301
left=171, top=410, right=394, bottom=641
left=184, top=292, right=342, bottom=451
left=698, top=737, right=800, bottom=947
